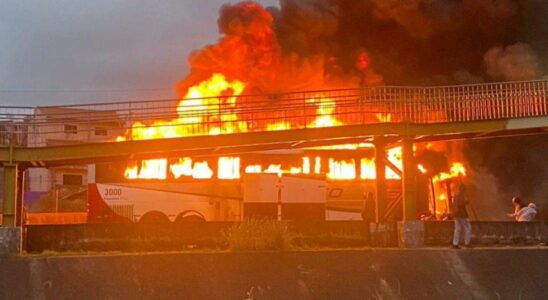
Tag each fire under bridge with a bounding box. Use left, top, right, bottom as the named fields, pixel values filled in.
left=1, top=80, right=548, bottom=227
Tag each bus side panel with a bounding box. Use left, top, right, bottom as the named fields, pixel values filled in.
left=243, top=174, right=279, bottom=219
left=88, top=183, right=224, bottom=222
left=281, top=176, right=326, bottom=220
left=87, top=183, right=131, bottom=223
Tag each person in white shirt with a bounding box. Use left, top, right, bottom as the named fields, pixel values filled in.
left=517, top=203, right=537, bottom=222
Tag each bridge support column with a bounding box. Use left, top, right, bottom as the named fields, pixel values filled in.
left=1, top=164, right=22, bottom=255
left=401, top=137, right=416, bottom=221
left=353, top=156, right=360, bottom=181
left=398, top=137, right=424, bottom=248
left=2, top=164, right=19, bottom=227
left=374, top=138, right=386, bottom=223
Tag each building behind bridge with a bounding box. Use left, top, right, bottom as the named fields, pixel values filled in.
left=1, top=107, right=124, bottom=213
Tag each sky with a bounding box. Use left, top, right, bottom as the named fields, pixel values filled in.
left=0, top=0, right=279, bottom=106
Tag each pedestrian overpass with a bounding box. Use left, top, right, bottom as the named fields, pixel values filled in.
left=1, top=80, right=548, bottom=226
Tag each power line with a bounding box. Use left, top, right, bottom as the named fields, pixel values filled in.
left=0, top=88, right=174, bottom=93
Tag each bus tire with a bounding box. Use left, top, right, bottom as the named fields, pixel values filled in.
left=139, top=211, right=170, bottom=223
left=174, top=211, right=206, bottom=223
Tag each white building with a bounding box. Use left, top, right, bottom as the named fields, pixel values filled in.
left=26, top=107, right=123, bottom=192
left=0, top=121, right=28, bottom=147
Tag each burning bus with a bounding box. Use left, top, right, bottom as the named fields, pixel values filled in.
left=87, top=147, right=447, bottom=223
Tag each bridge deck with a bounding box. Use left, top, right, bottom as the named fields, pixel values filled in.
left=0, top=80, right=547, bottom=166
left=1, top=116, right=547, bottom=166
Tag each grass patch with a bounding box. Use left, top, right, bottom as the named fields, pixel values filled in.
left=27, top=221, right=378, bottom=253
left=223, top=219, right=292, bottom=251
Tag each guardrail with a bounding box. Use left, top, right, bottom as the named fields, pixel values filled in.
left=1, top=80, right=547, bottom=147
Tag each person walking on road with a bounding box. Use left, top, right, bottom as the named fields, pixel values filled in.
left=452, top=183, right=472, bottom=249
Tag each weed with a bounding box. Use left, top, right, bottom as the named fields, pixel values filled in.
left=223, top=219, right=292, bottom=251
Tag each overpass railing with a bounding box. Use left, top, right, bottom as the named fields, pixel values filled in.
left=1, top=80, right=547, bottom=147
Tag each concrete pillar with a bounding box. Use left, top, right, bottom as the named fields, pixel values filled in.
left=398, top=137, right=425, bottom=248
left=374, top=138, right=386, bottom=223
left=16, top=167, right=25, bottom=227
left=0, top=227, right=21, bottom=254
left=2, top=164, right=18, bottom=227
left=1, top=164, right=22, bottom=254
left=401, top=137, right=416, bottom=221
left=397, top=221, right=424, bottom=248
left=353, top=156, right=360, bottom=181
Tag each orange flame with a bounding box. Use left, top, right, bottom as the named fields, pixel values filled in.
left=245, top=164, right=262, bottom=174
left=375, top=113, right=392, bottom=123
left=307, top=97, right=342, bottom=128
left=191, top=161, right=214, bottom=179
left=429, top=162, right=467, bottom=219
left=121, top=73, right=247, bottom=143
left=328, top=158, right=356, bottom=180
left=264, top=164, right=283, bottom=177
left=170, top=157, right=193, bottom=178
left=386, top=147, right=402, bottom=179
left=169, top=158, right=213, bottom=179
left=302, top=157, right=311, bottom=174
left=360, top=158, right=376, bottom=179
left=314, top=157, right=321, bottom=174
left=266, top=122, right=292, bottom=131
left=125, top=159, right=167, bottom=180
left=218, top=157, right=240, bottom=179
left=433, top=162, right=466, bottom=182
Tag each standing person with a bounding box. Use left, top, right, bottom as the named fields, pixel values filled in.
left=452, top=183, right=472, bottom=249
left=361, top=192, right=375, bottom=222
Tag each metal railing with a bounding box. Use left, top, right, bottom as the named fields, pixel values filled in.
left=1, top=80, right=547, bottom=147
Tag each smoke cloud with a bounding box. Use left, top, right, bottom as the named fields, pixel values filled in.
left=464, top=136, right=548, bottom=219
left=484, top=43, right=542, bottom=81
left=179, top=0, right=548, bottom=91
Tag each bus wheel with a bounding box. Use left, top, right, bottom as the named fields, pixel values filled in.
left=139, top=211, right=170, bottom=223
left=174, top=211, right=206, bottom=223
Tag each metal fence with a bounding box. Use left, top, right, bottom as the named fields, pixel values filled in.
left=1, top=80, right=547, bottom=147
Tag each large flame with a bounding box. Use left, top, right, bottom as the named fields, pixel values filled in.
left=168, top=157, right=214, bottom=179
left=327, top=158, right=356, bottom=180
left=360, top=158, right=376, bottom=180
left=307, top=97, right=342, bottom=128
left=218, top=157, right=240, bottom=179
left=120, top=73, right=352, bottom=179
left=125, top=73, right=247, bottom=142
left=170, top=157, right=193, bottom=178
left=124, top=159, right=167, bottom=180
left=433, top=162, right=466, bottom=182
left=422, top=161, right=468, bottom=217
left=119, top=72, right=467, bottom=192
